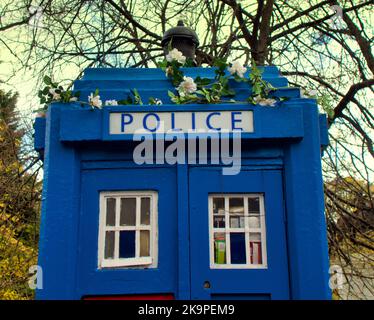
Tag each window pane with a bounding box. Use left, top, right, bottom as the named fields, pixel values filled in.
left=230, top=233, right=246, bottom=264
left=106, top=198, right=116, bottom=226
left=214, top=233, right=226, bottom=264
left=141, top=198, right=150, bottom=225
left=248, top=197, right=260, bottom=213
left=249, top=233, right=261, bottom=241
left=120, top=198, right=136, bottom=226
left=249, top=232, right=262, bottom=264
left=119, top=231, right=135, bottom=258
left=213, top=216, right=225, bottom=228
left=229, top=197, right=244, bottom=214
left=248, top=215, right=261, bottom=228
left=213, top=197, right=225, bottom=214
left=230, top=216, right=245, bottom=228
left=140, top=230, right=150, bottom=257
left=229, top=197, right=244, bottom=228
left=104, top=231, right=115, bottom=259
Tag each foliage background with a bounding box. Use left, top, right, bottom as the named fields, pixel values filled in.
left=0, top=0, right=372, bottom=299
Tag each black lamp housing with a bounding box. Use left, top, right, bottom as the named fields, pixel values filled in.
left=162, top=20, right=199, bottom=63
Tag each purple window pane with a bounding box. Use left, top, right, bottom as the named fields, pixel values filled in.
left=230, top=233, right=246, bottom=264
left=119, top=231, right=135, bottom=258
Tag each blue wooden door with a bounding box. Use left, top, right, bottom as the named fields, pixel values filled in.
left=189, top=167, right=290, bottom=299
left=77, top=166, right=178, bottom=298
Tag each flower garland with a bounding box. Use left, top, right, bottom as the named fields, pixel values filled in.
left=159, top=48, right=278, bottom=106
left=37, top=48, right=292, bottom=114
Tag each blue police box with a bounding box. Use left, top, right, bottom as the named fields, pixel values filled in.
left=34, top=66, right=331, bottom=300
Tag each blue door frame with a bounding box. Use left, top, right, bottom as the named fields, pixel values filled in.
left=189, top=167, right=290, bottom=300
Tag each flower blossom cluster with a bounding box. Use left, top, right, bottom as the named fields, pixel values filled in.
left=177, top=76, right=197, bottom=96
left=253, top=95, right=277, bottom=107
left=105, top=100, right=118, bottom=106
left=49, top=88, right=61, bottom=101
left=228, top=60, right=247, bottom=78
left=166, top=48, right=186, bottom=64
left=88, top=93, right=102, bottom=108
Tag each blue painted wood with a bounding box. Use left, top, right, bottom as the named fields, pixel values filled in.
left=36, top=104, right=81, bottom=299
left=283, top=100, right=331, bottom=299
left=189, top=168, right=290, bottom=300
left=74, top=88, right=298, bottom=105
left=33, top=117, right=46, bottom=154
left=176, top=165, right=191, bottom=299
left=35, top=66, right=331, bottom=300
left=58, top=104, right=304, bottom=142
left=72, top=66, right=295, bottom=105
left=77, top=166, right=178, bottom=297
left=80, top=66, right=283, bottom=81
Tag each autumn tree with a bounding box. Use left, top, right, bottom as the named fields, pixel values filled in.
left=0, top=89, right=41, bottom=299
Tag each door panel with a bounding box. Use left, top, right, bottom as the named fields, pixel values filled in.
left=189, top=167, right=290, bottom=299
left=77, top=166, right=177, bottom=297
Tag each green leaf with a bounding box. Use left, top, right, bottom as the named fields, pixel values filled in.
left=118, top=96, right=133, bottom=105
left=184, top=58, right=195, bottom=67
left=157, top=60, right=168, bottom=69
left=168, top=90, right=176, bottom=99
left=94, top=88, right=99, bottom=96
left=148, top=97, right=156, bottom=105
left=42, top=86, right=50, bottom=95
left=195, top=77, right=211, bottom=86
left=43, top=75, right=52, bottom=85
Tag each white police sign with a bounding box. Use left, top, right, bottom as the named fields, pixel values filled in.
left=109, top=111, right=253, bottom=134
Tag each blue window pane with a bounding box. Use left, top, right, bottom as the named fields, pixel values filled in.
left=230, top=233, right=246, bottom=264
left=119, top=231, right=135, bottom=258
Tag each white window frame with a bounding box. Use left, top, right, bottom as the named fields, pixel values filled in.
left=209, top=194, right=268, bottom=269
left=98, top=191, right=158, bottom=269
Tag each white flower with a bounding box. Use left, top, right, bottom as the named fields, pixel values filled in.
left=228, top=60, right=247, bottom=78
left=308, top=90, right=317, bottom=97
left=166, top=48, right=186, bottom=64
left=301, top=89, right=317, bottom=98
left=88, top=93, right=102, bottom=109
left=154, top=98, right=163, bottom=105
left=69, top=97, right=78, bottom=102
left=105, top=99, right=118, bottom=106
left=49, top=88, right=61, bottom=100
left=253, top=95, right=276, bottom=107
left=177, top=76, right=197, bottom=95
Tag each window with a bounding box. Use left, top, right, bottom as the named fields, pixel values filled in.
left=209, top=194, right=267, bottom=269
left=98, top=191, right=158, bottom=268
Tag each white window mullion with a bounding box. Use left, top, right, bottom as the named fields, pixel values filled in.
left=260, top=194, right=267, bottom=267
left=225, top=196, right=231, bottom=264
left=114, top=197, right=121, bottom=259
left=99, top=191, right=157, bottom=268
left=135, top=197, right=141, bottom=258
left=209, top=197, right=214, bottom=267
left=244, top=196, right=250, bottom=265
left=209, top=193, right=267, bottom=269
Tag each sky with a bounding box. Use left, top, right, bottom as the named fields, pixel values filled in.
left=0, top=1, right=372, bottom=181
